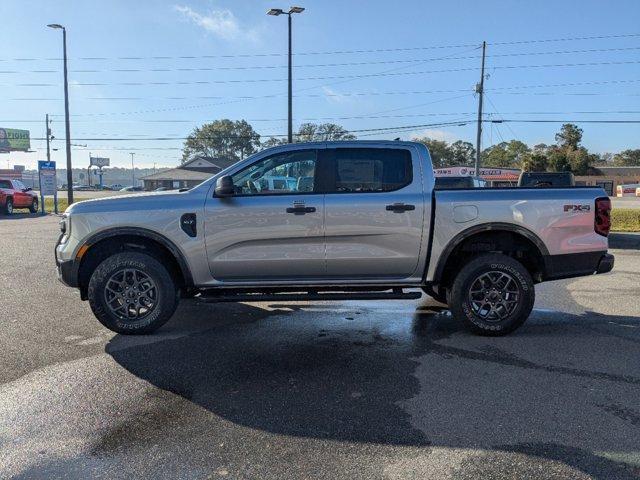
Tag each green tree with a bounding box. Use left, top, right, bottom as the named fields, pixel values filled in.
left=412, top=137, right=452, bottom=168
left=295, top=122, right=356, bottom=142
left=555, top=123, right=583, bottom=149
left=449, top=140, right=476, bottom=166
left=261, top=137, right=287, bottom=149
left=181, top=119, right=261, bottom=162
left=565, top=148, right=598, bottom=175
left=482, top=140, right=529, bottom=168
left=613, top=149, right=640, bottom=166
left=521, top=152, right=548, bottom=172
left=548, top=149, right=571, bottom=172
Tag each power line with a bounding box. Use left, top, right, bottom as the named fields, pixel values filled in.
left=3, top=46, right=639, bottom=74
left=9, top=78, right=640, bottom=103
left=6, top=60, right=640, bottom=88
left=3, top=32, right=639, bottom=62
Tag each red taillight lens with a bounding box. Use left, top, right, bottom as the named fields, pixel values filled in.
left=595, top=197, right=611, bottom=237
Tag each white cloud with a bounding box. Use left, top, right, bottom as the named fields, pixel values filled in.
left=409, top=129, right=457, bottom=142
left=174, top=5, right=256, bottom=41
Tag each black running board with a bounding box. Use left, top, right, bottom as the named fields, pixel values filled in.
left=197, top=289, right=422, bottom=303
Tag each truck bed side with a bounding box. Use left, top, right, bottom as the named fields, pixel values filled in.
left=426, top=187, right=609, bottom=282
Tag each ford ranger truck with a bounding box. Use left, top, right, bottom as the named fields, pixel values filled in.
left=55, top=141, right=614, bottom=336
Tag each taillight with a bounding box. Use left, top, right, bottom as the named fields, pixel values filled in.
left=595, top=197, right=611, bottom=237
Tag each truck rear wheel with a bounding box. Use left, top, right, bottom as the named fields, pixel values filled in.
left=87, top=252, right=179, bottom=334
left=449, top=254, right=534, bottom=336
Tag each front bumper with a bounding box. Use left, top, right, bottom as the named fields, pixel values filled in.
left=55, top=233, right=79, bottom=287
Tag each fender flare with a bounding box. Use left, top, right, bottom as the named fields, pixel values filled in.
left=431, top=222, right=550, bottom=284
left=77, top=227, right=194, bottom=287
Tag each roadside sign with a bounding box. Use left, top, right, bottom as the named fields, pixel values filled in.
left=38, top=160, right=58, bottom=214
left=90, top=156, right=110, bottom=167
left=0, top=128, right=30, bottom=153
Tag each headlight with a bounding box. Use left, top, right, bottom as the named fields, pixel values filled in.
left=59, top=215, right=68, bottom=234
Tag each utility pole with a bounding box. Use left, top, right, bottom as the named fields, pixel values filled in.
left=47, top=24, right=73, bottom=204
left=130, top=152, right=135, bottom=186
left=287, top=13, right=293, bottom=143
left=474, top=41, right=486, bottom=176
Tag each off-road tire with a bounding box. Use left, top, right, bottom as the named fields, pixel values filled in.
left=449, top=254, right=535, bottom=336
left=421, top=285, right=448, bottom=304
left=29, top=198, right=38, bottom=213
left=88, top=252, right=179, bottom=334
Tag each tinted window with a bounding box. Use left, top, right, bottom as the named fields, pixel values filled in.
left=434, top=177, right=474, bottom=189
left=231, top=150, right=317, bottom=195
left=331, top=148, right=412, bottom=193
left=0, top=180, right=11, bottom=189
left=519, top=173, right=574, bottom=187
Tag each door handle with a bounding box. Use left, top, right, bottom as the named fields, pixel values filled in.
left=286, top=206, right=316, bottom=214
left=386, top=203, right=415, bottom=212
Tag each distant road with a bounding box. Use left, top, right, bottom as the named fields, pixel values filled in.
left=612, top=197, right=640, bottom=209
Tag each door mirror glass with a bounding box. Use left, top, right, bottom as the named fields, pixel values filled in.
left=215, top=175, right=235, bottom=197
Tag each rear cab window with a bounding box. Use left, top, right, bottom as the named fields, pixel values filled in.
left=324, top=148, right=412, bottom=193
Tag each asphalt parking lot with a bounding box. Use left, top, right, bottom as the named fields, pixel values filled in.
left=1, top=215, right=639, bottom=480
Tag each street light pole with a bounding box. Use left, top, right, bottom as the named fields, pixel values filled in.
left=267, top=6, right=305, bottom=143
left=47, top=23, right=73, bottom=204
left=45, top=114, right=51, bottom=162
left=130, top=152, right=135, bottom=186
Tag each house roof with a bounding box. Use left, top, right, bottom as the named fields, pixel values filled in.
left=181, top=156, right=238, bottom=172
left=140, top=168, right=214, bottom=182
left=140, top=156, right=240, bottom=182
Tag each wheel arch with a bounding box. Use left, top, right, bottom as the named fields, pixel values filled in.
left=431, top=222, right=550, bottom=286
left=76, top=227, right=193, bottom=298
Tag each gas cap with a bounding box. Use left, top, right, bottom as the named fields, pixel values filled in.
left=453, top=205, right=478, bottom=223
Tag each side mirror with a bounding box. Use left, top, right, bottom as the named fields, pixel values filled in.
left=215, top=175, right=235, bottom=197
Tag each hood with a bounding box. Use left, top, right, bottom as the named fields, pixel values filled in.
left=65, top=190, right=190, bottom=214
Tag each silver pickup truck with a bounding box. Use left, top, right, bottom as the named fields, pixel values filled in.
left=55, top=141, right=614, bottom=336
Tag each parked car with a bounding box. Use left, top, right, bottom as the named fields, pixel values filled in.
left=73, top=185, right=94, bottom=191
left=434, top=176, right=488, bottom=189
left=110, top=184, right=124, bottom=191
left=56, top=141, right=614, bottom=336
left=0, top=177, right=39, bottom=214
left=518, top=171, right=575, bottom=188
left=119, top=186, right=143, bottom=192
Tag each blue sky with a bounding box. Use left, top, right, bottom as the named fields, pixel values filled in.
left=1, top=0, right=639, bottom=168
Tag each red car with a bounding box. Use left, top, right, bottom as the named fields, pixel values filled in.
left=0, top=177, right=39, bottom=215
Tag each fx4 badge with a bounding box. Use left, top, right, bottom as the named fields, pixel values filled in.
left=563, top=204, right=591, bottom=213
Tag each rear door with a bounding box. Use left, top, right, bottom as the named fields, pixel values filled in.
left=323, top=146, right=425, bottom=279
left=204, top=147, right=326, bottom=281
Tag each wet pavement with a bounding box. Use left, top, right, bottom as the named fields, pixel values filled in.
left=1, top=216, right=639, bottom=479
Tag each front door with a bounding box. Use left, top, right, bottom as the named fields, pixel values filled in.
left=323, top=146, right=425, bottom=279
left=204, top=148, right=325, bottom=281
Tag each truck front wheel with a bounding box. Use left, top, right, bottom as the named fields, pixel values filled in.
left=87, top=252, right=179, bottom=334
left=449, top=254, right=534, bottom=336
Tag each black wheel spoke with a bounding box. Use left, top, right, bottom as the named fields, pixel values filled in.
left=468, top=270, right=520, bottom=323
left=104, top=267, right=157, bottom=321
